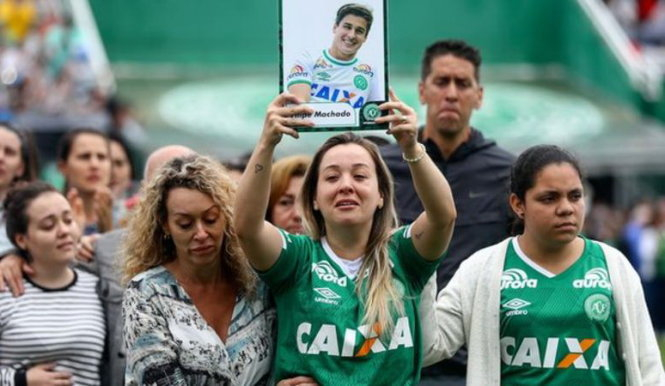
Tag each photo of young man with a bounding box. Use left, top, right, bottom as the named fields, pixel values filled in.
left=284, top=3, right=383, bottom=110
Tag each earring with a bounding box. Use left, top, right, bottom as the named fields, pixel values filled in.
left=313, top=201, right=319, bottom=211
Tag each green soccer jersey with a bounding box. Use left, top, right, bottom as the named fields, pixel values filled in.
left=258, top=225, right=441, bottom=385
left=499, top=237, right=626, bottom=385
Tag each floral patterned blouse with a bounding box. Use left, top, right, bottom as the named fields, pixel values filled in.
left=122, top=266, right=275, bottom=386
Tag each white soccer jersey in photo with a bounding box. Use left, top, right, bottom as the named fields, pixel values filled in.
left=286, top=49, right=380, bottom=109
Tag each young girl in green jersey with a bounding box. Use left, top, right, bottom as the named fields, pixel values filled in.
left=234, top=90, right=456, bottom=385
left=422, top=145, right=664, bottom=385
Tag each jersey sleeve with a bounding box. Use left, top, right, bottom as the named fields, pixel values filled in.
left=122, top=280, right=188, bottom=385
left=391, top=225, right=444, bottom=292
left=285, top=50, right=314, bottom=89
left=257, top=229, right=312, bottom=294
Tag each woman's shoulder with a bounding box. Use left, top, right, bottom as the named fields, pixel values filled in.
left=585, top=238, right=629, bottom=265
left=463, top=238, right=511, bottom=267
left=587, top=238, right=640, bottom=278
left=126, top=266, right=173, bottom=292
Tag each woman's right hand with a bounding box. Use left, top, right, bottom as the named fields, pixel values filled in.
left=277, top=376, right=319, bottom=386
left=260, top=93, right=314, bottom=147
left=26, top=363, right=73, bottom=386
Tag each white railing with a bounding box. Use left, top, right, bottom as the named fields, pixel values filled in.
left=578, top=0, right=662, bottom=100
left=68, top=0, right=116, bottom=94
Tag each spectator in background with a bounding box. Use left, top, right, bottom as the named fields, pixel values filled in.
left=56, top=128, right=113, bottom=235
left=380, top=40, right=514, bottom=385
left=106, top=97, right=147, bottom=148
left=654, top=197, right=665, bottom=338
left=620, top=200, right=654, bottom=273
left=266, top=155, right=311, bottom=235
left=222, top=151, right=252, bottom=184
left=584, top=201, right=625, bottom=245
left=0, top=122, right=37, bottom=256
left=108, top=133, right=137, bottom=227
left=109, top=133, right=136, bottom=199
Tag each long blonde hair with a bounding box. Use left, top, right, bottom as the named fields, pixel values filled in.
left=300, top=133, right=403, bottom=332
left=122, top=155, right=256, bottom=295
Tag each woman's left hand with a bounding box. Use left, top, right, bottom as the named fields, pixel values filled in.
left=375, top=88, right=419, bottom=152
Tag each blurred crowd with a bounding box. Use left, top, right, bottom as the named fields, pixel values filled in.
left=586, top=197, right=665, bottom=333
left=0, top=0, right=146, bottom=168
left=605, top=0, right=665, bottom=70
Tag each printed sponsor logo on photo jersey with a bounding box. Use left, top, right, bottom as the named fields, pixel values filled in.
left=501, top=336, right=612, bottom=370
left=310, top=84, right=366, bottom=108
left=296, top=317, right=413, bottom=357
left=287, top=65, right=308, bottom=80
left=312, top=261, right=347, bottom=287
left=573, top=268, right=612, bottom=289
left=353, top=64, right=374, bottom=77
left=501, top=268, right=538, bottom=289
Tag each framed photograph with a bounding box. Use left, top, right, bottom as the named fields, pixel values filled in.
left=280, top=0, right=388, bottom=132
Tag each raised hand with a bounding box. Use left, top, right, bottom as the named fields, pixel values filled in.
left=376, top=88, right=419, bottom=153
left=260, top=93, right=314, bottom=147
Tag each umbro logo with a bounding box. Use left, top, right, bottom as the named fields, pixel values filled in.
left=503, top=298, right=531, bottom=310
left=503, top=298, right=530, bottom=316
left=313, top=287, right=341, bottom=305
left=314, top=287, right=340, bottom=300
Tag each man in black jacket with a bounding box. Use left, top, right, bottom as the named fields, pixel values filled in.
left=381, top=39, right=515, bottom=385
